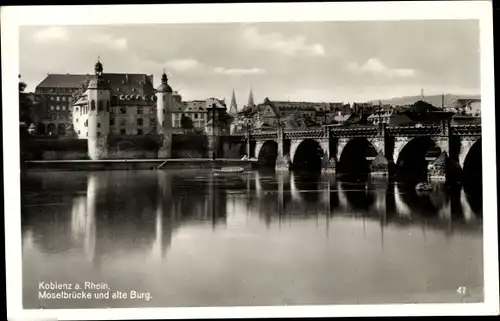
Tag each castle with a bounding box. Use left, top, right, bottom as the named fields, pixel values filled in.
left=72, top=59, right=175, bottom=160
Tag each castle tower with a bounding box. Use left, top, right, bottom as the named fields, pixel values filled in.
left=87, top=58, right=110, bottom=160
left=156, top=70, right=173, bottom=158
left=247, top=88, right=255, bottom=107
left=229, top=89, right=238, bottom=116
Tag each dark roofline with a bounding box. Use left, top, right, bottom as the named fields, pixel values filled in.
left=36, top=73, right=153, bottom=88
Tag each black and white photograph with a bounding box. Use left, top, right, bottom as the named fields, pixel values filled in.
left=3, top=2, right=498, bottom=320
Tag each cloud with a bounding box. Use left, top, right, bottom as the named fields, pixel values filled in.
left=88, top=34, right=128, bottom=50
left=346, top=58, right=416, bottom=78
left=161, top=58, right=266, bottom=76
left=243, top=27, right=325, bottom=57
left=164, top=58, right=203, bottom=72
left=32, top=27, right=69, bottom=43
left=213, top=67, right=266, bottom=75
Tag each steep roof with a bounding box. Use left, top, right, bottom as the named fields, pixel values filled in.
left=229, top=90, right=238, bottom=114
left=36, top=74, right=91, bottom=89
left=37, top=73, right=155, bottom=97
left=183, top=98, right=226, bottom=113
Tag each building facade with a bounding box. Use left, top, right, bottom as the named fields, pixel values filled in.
left=35, top=71, right=157, bottom=138
left=241, top=97, right=350, bottom=129
left=172, top=98, right=228, bottom=130
left=71, top=72, right=156, bottom=138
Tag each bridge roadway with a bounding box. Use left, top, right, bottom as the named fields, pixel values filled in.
left=218, top=122, right=482, bottom=181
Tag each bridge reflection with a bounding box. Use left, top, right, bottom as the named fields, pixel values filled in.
left=21, top=169, right=482, bottom=264
left=246, top=170, right=482, bottom=230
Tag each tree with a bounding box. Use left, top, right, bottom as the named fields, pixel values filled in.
left=19, top=76, right=34, bottom=126
left=180, top=115, right=194, bottom=129
left=283, top=111, right=317, bottom=128
left=72, top=79, right=90, bottom=104
left=411, top=100, right=439, bottom=113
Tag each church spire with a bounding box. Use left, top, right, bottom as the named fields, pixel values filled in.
left=229, top=89, right=238, bottom=115
left=247, top=88, right=255, bottom=107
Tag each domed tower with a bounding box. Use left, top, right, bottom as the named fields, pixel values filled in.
left=156, top=70, right=173, bottom=158
left=87, top=57, right=111, bottom=160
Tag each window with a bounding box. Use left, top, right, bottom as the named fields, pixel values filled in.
left=119, top=119, right=126, bottom=126
left=56, top=106, right=60, bottom=110
left=91, top=100, right=96, bottom=111
left=137, top=107, right=143, bottom=114
left=120, top=129, right=126, bottom=135
left=84, top=120, right=88, bottom=127
left=106, top=101, right=110, bottom=112
left=62, top=106, right=66, bottom=111
left=50, top=106, right=54, bottom=110
left=76, top=118, right=79, bottom=123
left=137, top=129, right=143, bottom=135
left=120, top=107, right=126, bottom=114
left=56, top=96, right=60, bottom=101
left=195, top=113, right=198, bottom=119
left=110, top=106, right=115, bottom=114
left=62, top=96, right=66, bottom=102
left=97, top=123, right=101, bottom=128
left=75, top=107, right=79, bottom=112
left=78, top=130, right=80, bottom=135
left=97, top=132, right=100, bottom=137
left=86, top=132, right=88, bottom=137
left=137, top=118, right=143, bottom=126
left=98, top=101, right=103, bottom=112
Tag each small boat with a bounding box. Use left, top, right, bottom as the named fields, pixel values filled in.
left=213, top=166, right=245, bottom=175
left=415, top=182, right=432, bottom=192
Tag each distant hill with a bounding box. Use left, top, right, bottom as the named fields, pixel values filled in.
left=368, top=94, right=480, bottom=108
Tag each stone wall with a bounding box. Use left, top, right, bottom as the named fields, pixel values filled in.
left=21, top=137, right=89, bottom=161
left=107, top=134, right=160, bottom=160
left=172, top=134, right=208, bottom=158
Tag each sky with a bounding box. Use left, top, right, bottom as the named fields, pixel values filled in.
left=19, top=20, right=480, bottom=106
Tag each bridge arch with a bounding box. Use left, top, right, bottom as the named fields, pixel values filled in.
left=395, top=137, right=442, bottom=182
left=337, top=138, right=378, bottom=176
left=47, top=123, right=57, bottom=136
left=36, top=123, right=46, bottom=136
left=462, top=138, right=482, bottom=193
left=257, top=140, right=278, bottom=167
left=291, top=139, right=325, bottom=172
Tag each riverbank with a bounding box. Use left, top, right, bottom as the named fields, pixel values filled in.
left=22, top=158, right=258, bottom=171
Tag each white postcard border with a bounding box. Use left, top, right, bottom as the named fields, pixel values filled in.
left=3, top=2, right=498, bottom=319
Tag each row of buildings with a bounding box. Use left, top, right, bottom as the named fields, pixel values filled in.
left=21, top=61, right=481, bottom=138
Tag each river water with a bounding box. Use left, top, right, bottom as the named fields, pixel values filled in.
left=21, top=169, right=483, bottom=309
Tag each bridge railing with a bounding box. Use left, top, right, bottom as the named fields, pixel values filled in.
left=386, top=124, right=442, bottom=137
left=284, top=129, right=325, bottom=139
left=451, top=124, right=482, bottom=136
left=329, top=126, right=379, bottom=137
left=224, top=123, right=482, bottom=140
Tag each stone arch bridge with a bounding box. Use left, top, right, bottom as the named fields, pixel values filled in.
left=219, top=122, right=482, bottom=182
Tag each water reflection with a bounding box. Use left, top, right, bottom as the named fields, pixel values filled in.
left=22, top=169, right=483, bottom=259
left=21, top=169, right=483, bottom=308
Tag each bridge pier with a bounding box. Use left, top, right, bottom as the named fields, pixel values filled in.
left=370, top=154, right=395, bottom=178
left=275, top=127, right=290, bottom=172
left=428, top=127, right=451, bottom=182
left=321, top=155, right=336, bottom=173
left=427, top=152, right=448, bottom=182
